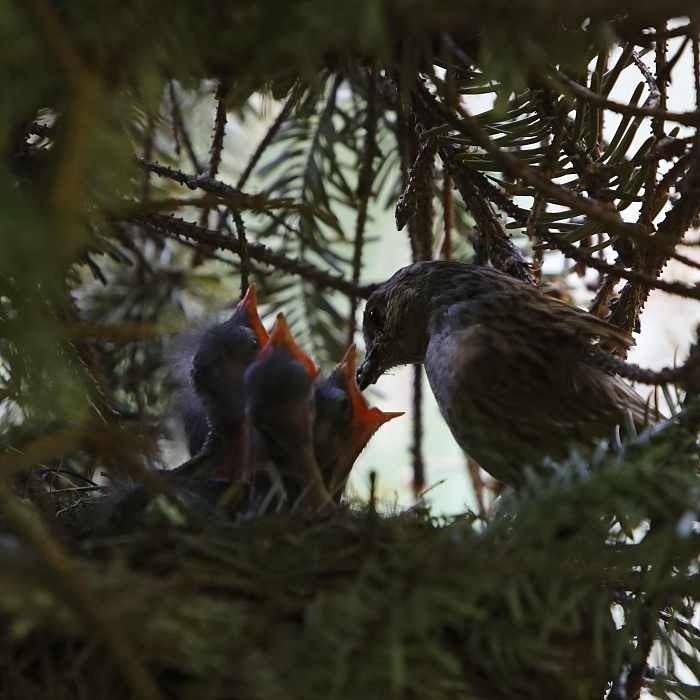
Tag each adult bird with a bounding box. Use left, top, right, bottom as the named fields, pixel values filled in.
left=358, top=261, right=652, bottom=488
left=314, top=345, right=402, bottom=501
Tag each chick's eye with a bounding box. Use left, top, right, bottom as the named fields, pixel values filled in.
left=366, top=307, right=384, bottom=328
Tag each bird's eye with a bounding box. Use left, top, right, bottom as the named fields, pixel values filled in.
left=251, top=337, right=260, bottom=349
left=366, top=307, right=384, bottom=328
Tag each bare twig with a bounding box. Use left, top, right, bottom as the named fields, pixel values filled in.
left=412, top=364, right=426, bottom=496
left=539, top=227, right=700, bottom=303
left=167, top=80, right=202, bottom=173
left=412, top=84, right=535, bottom=284
left=236, top=84, right=302, bottom=190
left=348, top=71, right=378, bottom=344
left=232, top=209, right=250, bottom=295
left=441, top=171, right=454, bottom=259
left=140, top=114, right=155, bottom=203
left=587, top=342, right=700, bottom=393
left=395, top=136, right=437, bottom=260
left=631, top=49, right=661, bottom=106
left=608, top=149, right=700, bottom=343
left=134, top=159, right=338, bottom=226
left=551, top=70, right=700, bottom=127
left=467, top=458, right=488, bottom=523
left=127, top=213, right=376, bottom=298
left=196, top=90, right=228, bottom=233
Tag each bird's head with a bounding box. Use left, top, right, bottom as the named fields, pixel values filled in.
left=357, top=264, right=437, bottom=389
left=192, top=324, right=261, bottom=396
left=226, top=284, right=269, bottom=346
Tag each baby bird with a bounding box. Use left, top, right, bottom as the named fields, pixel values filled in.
left=314, top=345, right=402, bottom=501
left=172, top=285, right=267, bottom=480
left=244, top=314, right=331, bottom=508
left=174, top=284, right=269, bottom=457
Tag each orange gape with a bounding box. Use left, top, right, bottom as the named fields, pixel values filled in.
left=237, top=284, right=269, bottom=346
left=176, top=305, right=402, bottom=510
left=261, top=313, right=320, bottom=378
left=245, top=313, right=330, bottom=508
left=316, top=344, right=403, bottom=500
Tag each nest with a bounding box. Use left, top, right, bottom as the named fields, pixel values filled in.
left=0, top=487, right=619, bottom=700
left=3, top=407, right=700, bottom=700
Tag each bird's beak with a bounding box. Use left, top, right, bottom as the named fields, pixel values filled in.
left=338, top=344, right=373, bottom=418
left=338, top=344, right=403, bottom=431
left=263, top=313, right=320, bottom=378
left=238, top=284, right=269, bottom=345
left=324, top=344, right=403, bottom=494
left=356, top=341, right=387, bottom=390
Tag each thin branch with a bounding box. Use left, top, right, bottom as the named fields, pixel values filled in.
left=396, top=136, right=437, bottom=255
left=28, top=122, right=55, bottom=139
left=649, top=29, right=667, bottom=140
left=608, top=148, right=700, bottom=341
left=197, top=90, right=228, bottom=231
left=631, top=50, right=661, bottom=106
left=236, top=84, right=302, bottom=190
left=167, top=81, right=202, bottom=174
left=657, top=34, right=692, bottom=86
left=348, top=71, right=378, bottom=344
left=441, top=171, right=453, bottom=259
left=538, top=227, right=700, bottom=303
left=412, top=363, right=425, bottom=496
left=126, top=213, right=376, bottom=298
left=396, top=113, right=422, bottom=261
left=134, top=160, right=338, bottom=225
left=412, top=84, right=535, bottom=284
left=587, top=342, right=700, bottom=393
left=551, top=70, right=699, bottom=127
left=646, top=22, right=700, bottom=42
left=467, top=458, right=488, bottom=523
left=139, top=114, right=155, bottom=204
left=232, top=209, right=250, bottom=296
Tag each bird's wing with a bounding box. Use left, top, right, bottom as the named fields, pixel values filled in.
left=427, top=323, right=650, bottom=471
left=532, top=288, right=635, bottom=351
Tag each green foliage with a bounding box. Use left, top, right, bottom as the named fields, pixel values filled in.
left=3, top=418, right=700, bottom=699
left=3, top=1, right=700, bottom=698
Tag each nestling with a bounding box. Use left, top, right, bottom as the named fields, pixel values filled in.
left=314, top=344, right=402, bottom=501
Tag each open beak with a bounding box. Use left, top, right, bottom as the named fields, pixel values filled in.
left=337, top=344, right=403, bottom=442
left=356, top=341, right=387, bottom=390
left=263, top=313, right=320, bottom=379
left=238, top=284, right=269, bottom=345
